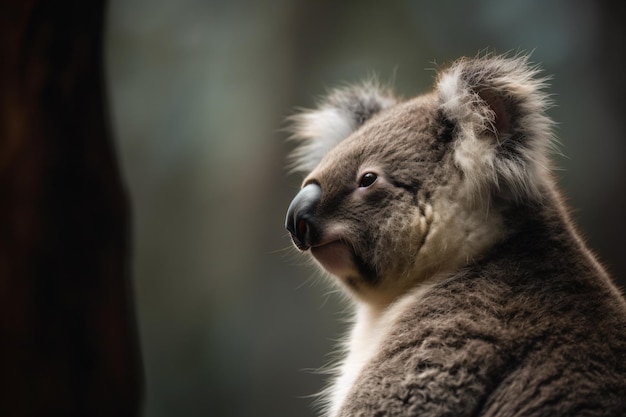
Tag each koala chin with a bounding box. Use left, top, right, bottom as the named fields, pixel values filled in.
left=285, top=54, right=626, bottom=417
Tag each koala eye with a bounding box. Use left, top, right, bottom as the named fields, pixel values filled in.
left=358, top=172, right=378, bottom=188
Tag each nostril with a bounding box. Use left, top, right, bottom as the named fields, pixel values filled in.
left=296, top=219, right=308, bottom=240
left=291, top=215, right=316, bottom=250
left=285, top=182, right=322, bottom=250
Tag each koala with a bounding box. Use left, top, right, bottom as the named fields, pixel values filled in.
left=285, top=54, right=626, bottom=417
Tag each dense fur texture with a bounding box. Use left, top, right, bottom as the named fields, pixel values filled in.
left=285, top=54, right=626, bottom=417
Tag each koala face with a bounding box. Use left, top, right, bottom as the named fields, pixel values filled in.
left=288, top=96, right=451, bottom=302
left=286, top=55, right=553, bottom=306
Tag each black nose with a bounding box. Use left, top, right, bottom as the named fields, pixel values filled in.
left=285, top=183, right=322, bottom=250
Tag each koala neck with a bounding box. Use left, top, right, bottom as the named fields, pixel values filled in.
left=328, top=283, right=436, bottom=417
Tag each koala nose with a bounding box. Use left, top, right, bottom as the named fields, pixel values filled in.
left=285, top=183, right=322, bottom=250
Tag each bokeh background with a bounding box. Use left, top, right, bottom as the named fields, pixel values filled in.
left=105, top=1, right=626, bottom=416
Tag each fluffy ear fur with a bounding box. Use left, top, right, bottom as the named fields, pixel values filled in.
left=288, top=81, right=397, bottom=174
left=436, top=54, right=555, bottom=202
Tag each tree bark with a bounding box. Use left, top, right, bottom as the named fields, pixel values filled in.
left=0, top=1, right=142, bottom=415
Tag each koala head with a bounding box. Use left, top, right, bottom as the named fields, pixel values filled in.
left=285, top=55, right=554, bottom=307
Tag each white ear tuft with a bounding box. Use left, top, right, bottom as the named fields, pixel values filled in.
left=436, top=53, right=556, bottom=202
left=287, top=81, right=397, bottom=174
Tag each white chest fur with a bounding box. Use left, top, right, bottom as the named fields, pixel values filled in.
left=325, top=284, right=435, bottom=417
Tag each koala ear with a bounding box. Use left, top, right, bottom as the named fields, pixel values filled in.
left=436, top=54, right=555, bottom=202
left=287, top=81, right=397, bottom=174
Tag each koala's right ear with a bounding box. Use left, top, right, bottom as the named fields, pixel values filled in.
left=287, top=82, right=397, bottom=174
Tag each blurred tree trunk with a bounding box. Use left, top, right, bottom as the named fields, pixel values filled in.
left=0, top=1, right=141, bottom=416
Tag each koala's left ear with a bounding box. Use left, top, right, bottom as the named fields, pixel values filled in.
left=436, top=54, right=555, bottom=202
left=288, top=82, right=397, bottom=174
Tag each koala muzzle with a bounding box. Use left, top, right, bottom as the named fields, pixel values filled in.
left=285, top=183, right=322, bottom=250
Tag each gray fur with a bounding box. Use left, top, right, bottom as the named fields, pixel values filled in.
left=285, top=54, right=626, bottom=417
left=341, top=194, right=626, bottom=416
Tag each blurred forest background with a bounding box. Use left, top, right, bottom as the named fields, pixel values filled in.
left=105, top=1, right=626, bottom=416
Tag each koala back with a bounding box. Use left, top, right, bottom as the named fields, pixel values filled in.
left=285, top=54, right=626, bottom=417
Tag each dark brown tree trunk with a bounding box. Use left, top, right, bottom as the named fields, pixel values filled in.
left=0, top=1, right=142, bottom=415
